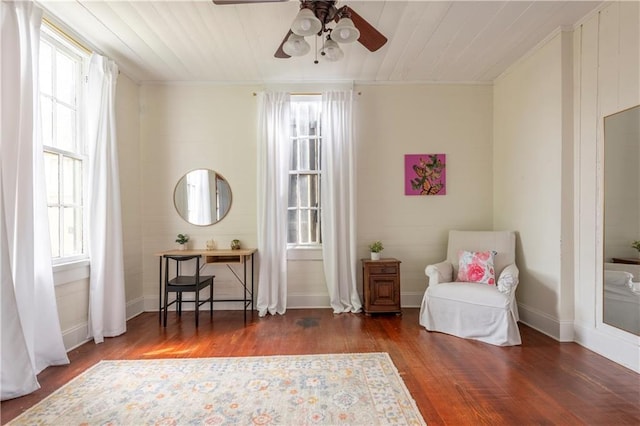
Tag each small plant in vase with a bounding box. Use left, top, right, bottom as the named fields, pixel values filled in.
left=632, top=240, right=640, bottom=258
left=369, top=241, right=384, bottom=261
left=176, top=234, right=189, bottom=250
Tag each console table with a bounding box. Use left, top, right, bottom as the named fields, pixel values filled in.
left=155, top=248, right=257, bottom=323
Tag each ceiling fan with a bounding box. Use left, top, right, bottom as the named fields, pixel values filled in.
left=212, top=0, right=387, bottom=62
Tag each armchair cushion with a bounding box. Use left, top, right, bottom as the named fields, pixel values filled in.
left=457, top=250, right=496, bottom=285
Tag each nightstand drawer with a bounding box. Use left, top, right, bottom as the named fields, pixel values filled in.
left=367, top=265, right=398, bottom=275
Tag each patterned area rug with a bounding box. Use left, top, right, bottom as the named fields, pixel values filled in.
left=9, top=353, right=425, bottom=425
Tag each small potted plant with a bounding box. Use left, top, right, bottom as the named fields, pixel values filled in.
left=632, top=240, right=640, bottom=258
left=176, top=233, right=189, bottom=250
left=369, top=241, right=384, bottom=260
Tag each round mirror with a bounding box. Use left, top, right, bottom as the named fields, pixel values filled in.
left=174, top=169, right=232, bottom=226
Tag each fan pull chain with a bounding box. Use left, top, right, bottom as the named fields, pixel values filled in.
left=314, top=35, right=319, bottom=64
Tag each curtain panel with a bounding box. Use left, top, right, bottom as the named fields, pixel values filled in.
left=1, top=0, right=69, bottom=400
left=86, top=54, right=127, bottom=343
left=321, top=91, right=362, bottom=313
left=256, top=92, right=290, bottom=316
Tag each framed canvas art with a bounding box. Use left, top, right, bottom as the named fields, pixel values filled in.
left=404, top=154, right=446, bottom=196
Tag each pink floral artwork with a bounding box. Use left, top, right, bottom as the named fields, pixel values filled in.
left=404, top=154, right=446, bottom=196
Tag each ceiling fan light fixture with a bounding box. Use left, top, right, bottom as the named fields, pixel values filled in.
left=283, top=33, right=311, bottom=57
left=291, top=8, right=322, bottom=36
left=321, top=38, right=344, bottom=62
left=332, top=17, right=360, bottom=44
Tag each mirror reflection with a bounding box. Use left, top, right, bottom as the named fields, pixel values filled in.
left=603, top=105, right=640, bottom=335
left=174, top=169, right=232, bottom=226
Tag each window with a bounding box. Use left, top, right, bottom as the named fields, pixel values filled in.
left=39, top=26, right=87, bottom=263
left=288, top=96, right=322, bottom=246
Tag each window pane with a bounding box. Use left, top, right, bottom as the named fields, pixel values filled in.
left=62, top=206, right=82, bottom=256
left=62, top=156, right=82, bottom=205
left=48, top=207, right=60, bottom=258
left=299, top=139, right=310, bottom=170
left=287, top=210, right=297, bottom=244
left=299, top=209, right=312, bottom=244
left=289, top=139, right=298, bottom=170
left=44, top=152, right=59, bottom=204
left=55, top=104, right=75, bottom=151
left=39, top=42, right=53, bottom=96
left=41, top=97, right=53, bottom=147
left=56, top=51, right=76, bottom=105
left=298, top=174, right=309, bottom=207
left=288, top=175, right=298, bottom=208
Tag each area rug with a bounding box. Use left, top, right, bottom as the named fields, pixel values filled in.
left=8, top=352, right=425, bottom=425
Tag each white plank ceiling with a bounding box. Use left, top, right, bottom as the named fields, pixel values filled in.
left=39, top=0, right=603, bottom=83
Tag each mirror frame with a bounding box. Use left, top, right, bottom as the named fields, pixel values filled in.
left=173, top=169, right=232, bottom=227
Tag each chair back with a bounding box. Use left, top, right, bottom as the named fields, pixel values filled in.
left=446, top=230, right=516, bottom=278
left=163, top=255, right=202, bottom=284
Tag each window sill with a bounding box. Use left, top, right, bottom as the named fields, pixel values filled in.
left=287, top=246, right=323, bottom=261
left=53, top=259, right=90, bottom=286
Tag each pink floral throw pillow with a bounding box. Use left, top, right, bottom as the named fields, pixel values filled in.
left=457, top=250, right=497, bottom=285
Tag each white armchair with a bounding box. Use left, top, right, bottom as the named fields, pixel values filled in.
left=419, top=230, right=521, bottom=346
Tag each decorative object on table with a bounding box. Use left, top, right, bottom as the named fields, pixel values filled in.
left=231, top=239, right=241, bottom=250
left=175, top=233, right=189, bottom=250
left=404, top=153, right=446, bottom=196
left=206, top=239, right=216, bottom=250
left=632, top=240, right=640, bottom=257
left=6, top=354, right=424, bottom=425
left=369, top=240, right=383, bottom=260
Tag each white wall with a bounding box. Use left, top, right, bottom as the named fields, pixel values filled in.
left=573, top=1, right=640, bottom=371
left=356, top=84, right=493, bottom=304
left=493, top=31, right=575, bottom=340
left=138, top=83, right=493, bottom=310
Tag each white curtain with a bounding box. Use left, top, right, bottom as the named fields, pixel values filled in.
left=87, top=53, right=126, bottom=343
left=1, top=0, right=69, bottom=400
left=256, top=92, right=290, bottom=316
left=321, top=91, right=362, bottom=313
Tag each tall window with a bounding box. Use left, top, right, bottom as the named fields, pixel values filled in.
left=39, top=27, right=87, bottom=262
left=288, top=96, right=322, bottom=246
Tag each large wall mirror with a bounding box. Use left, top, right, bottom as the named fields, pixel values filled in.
left=603, top=105, right=640, bottom=335
left=174, top=169, right=232, bottom=226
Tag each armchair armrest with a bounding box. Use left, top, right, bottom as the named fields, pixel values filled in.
left=425, top=261, right=453, bottom=286
left=497, top=264, right=519, bottom=295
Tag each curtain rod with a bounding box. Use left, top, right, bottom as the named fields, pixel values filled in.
left=42, top=17, right=92, bottom=55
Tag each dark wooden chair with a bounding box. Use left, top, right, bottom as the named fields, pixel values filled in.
left=163, top=255, right=214, bottom=327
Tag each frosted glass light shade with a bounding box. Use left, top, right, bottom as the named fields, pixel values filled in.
left=332, top=17, right=360, bottom=43
left=283, top=33, right=311, bottom=56
left=322, top=38, right=344, bottom=62
left=291, top=8, right=322, bottom=36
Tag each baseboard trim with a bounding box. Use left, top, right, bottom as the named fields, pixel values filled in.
left=573, top=321, right=639, bottom=373
left=62, top=322, right=89, bottom=351
left=517, top=303, right=574, bottom=342
left=126, top=297, right=145, bottom=320
left=144, top=292, right=424, bottom=311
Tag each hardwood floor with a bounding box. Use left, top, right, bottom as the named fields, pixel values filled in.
left=2, top=308, right=639, bottom=425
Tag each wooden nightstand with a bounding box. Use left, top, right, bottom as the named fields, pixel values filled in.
left=361, top=258, right=401, bottom=315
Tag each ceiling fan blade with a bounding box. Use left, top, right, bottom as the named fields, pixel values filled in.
left=274, top=30, right=292, bottom=59
left=346, top=7, right=387, bottom=52
left=213, top=0, right=288, bottom=5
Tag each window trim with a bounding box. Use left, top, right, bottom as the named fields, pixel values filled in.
left=287, top=95, right=323, bottom=249
left=40, top=24, right=89, bottom=265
